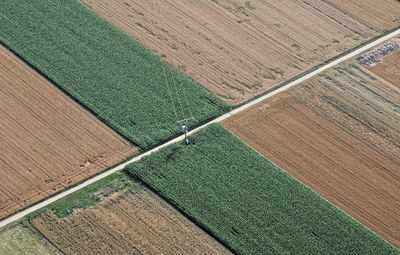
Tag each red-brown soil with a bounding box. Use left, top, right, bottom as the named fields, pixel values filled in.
left=367, top=50, right=400, bottom=90
left=80, top=0, right=376, bottom=104
left=32, top=188, right=232, bottom=255
left=0, top=46, right=137, bottom=219
left=223, top=92, right=400, bottom=248
left=325, top=0, right=400, bottom=32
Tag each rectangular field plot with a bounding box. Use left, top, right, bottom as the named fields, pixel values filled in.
left=32, top=185, right=232, bottom=255
left=223, top=62, right=400, bottom=249
left=291, top=61, right=400, bottom=166
left=0, top=46, right=137, bottom=219
left=127, top=124, right=398, bottom=255
left=0, top=0, right=229, bottom=149
left=80, top=0, right=378, bottom=104
left=325, top=0, right=400, bottom=32
left=366, top=48, right=400, bottom=89
left=0, top=226, right=56, bottom=255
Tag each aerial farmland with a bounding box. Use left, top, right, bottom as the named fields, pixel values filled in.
left=126, top=124, right=398, bottom=254
left=32, top=178, right=232, bottom=255
left=0, top=45, right=136, bottom=219
left=80, top=0, right=380, bottom=104
left=223, top=53, right=400, bottom=248
left=0, top=0, right=400, bottom=254
left=0, top=225, right=56, bottom=255
left=325, top=0, right=400, bottom=32
left=366, top=38, right=400, bottom=88
left=0, top=0, right=229, bottom=149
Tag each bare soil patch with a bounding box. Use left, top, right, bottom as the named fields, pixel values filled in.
left=223, top=92, right=400, bottom=248
left=0, top=46, right=137, bottom=219
left=32, top=188, right=232, bottom=255
left=80, top=0, right=376, bottom=104
left=367, top=48, right=400, bottom=90
left=325, top=0, right=400, bottom=32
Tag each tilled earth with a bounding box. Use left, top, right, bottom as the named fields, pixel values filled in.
left=223, top=76, right=400, bottom=248
left=80, top=0, right=376, bottom=104
left=0, top=46, right=137, bottom=219
left=32, top=188, right=232, bottom=255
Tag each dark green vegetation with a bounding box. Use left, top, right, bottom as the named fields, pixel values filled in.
left=128, top=124, right=400, bottom=255
left=0, top=0, right=229, bottom=149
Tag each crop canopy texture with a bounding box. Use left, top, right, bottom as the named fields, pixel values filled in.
left=127, top=124, right=400, bottom=255
left=0, top=0, right=229, bottom=149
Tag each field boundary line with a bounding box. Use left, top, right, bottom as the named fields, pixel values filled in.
left=1, top=28, right=399, bottom=229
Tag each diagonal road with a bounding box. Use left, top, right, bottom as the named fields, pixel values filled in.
left=1, top=28, right=399, bottom=228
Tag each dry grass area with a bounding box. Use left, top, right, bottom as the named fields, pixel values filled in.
left=367, top=50, right=400, bottom=89
left=0, top=225, right=57, bottom=255
left=0, top=46, right=137, bottom=219
left=32, top=188, right=232, bottom=255
left=80, top=0, right=376, bottom=104
left=326, top=0, right=400, bottom=32
left=223, top=62, right=400, bottom=248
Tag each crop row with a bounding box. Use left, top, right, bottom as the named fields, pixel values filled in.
left=127, top=124, right=399, bottom=255
left=0, top=0, right=229, bottom=149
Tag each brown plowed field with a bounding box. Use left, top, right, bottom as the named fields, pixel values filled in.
left=80, top=0, right=376, bottom=104
left=0, top=46, right=137, bottom=219
left=223, top=90, right=400, bottom=247
left=325, top=0, right=400, bottom=32
left=290, top=61, right=400, bottom=166
left=367, top=50, right=400, bottom=89
left=32, top=188, right=232, bottom=255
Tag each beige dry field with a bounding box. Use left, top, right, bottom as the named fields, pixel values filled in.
left=80, top=0, right=377, bottom=104
left=367, top=50, right=400, bottom=89
left=326, top=0, right=400, bottom=32
left=32, top=188, right=232, bottom=255
left=0, top=225, right=57, bottom=255
left=0, top=46, right=137, bottom=219
left=223, top=62, right=400, bottom=248
left=291, top=61, right=400, bottom=165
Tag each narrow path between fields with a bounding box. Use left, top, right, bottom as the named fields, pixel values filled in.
left=1, top=28, right=399, bottom=228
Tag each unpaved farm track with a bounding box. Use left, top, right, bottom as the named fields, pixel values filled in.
left=81, top=0, right=377, bottom=104
left=0, top=46, right=137, bottom=219
left=33, top=188, right=232, bottom=255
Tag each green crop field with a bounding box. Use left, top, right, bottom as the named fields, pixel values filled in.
left=0, top=0, right=229, bottom=149
left=127, top=124, right=399, bottom=255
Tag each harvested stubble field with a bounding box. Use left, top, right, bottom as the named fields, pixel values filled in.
left=223, top=62, right=400, bottom=248
left=0, top=0, right=229, bottom=149
left=80, top=0, right=377, bottom=104
left=325, top=0, right=400, bottom=32
left=0, top=46, right=137, bottom=219
left=366, top=49, right=400, bottom=89
left=32, top=188, right=232, bottom=255
left=128, top=124, right=399, bottom=255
